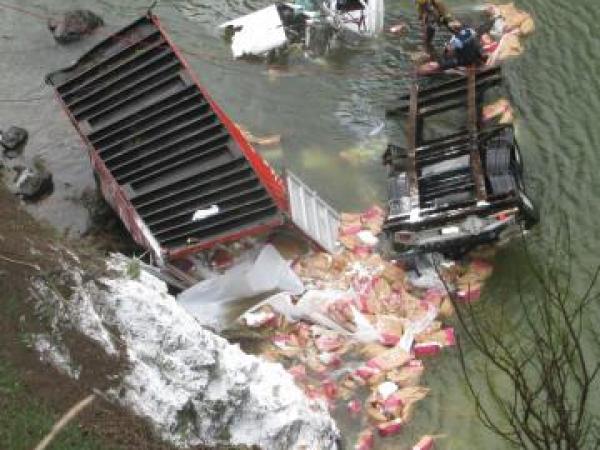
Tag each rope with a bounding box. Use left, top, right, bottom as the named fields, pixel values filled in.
left=0, top=253, right=41, bottom=271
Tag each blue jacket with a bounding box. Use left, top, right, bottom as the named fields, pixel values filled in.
left=449, top=27, right=476, bottom=51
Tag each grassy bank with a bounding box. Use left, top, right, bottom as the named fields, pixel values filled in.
left=0, top=184, right=177, bottom=450
left=0, top=360, right=113, bottom=450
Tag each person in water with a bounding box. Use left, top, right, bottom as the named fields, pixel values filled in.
left=415, top=0, right=454, bottom=46
left=438, top=23, right=485, bottom=70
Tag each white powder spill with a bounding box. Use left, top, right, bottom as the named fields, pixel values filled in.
left=33, top=334, right=81, bottom=379
left=31, top=254, right=340, bottom=450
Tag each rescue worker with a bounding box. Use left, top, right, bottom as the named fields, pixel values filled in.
left=415, top=0, right=454, bottom=46
left=438, top=23, right=485, bottom=70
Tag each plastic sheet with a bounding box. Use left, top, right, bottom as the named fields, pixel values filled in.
left=178, top=245, right=304, bottom=329
left=398, top=306, right=439, bottom=352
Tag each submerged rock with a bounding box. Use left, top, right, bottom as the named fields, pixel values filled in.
left=0, top=126, right=28, bottom=157
left=12, top=166, right=53, bottom=200
left=31, top=254, right=340, bottom=450
left=47, top=10, right=104, bottom=44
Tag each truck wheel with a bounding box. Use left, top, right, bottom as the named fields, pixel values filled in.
left=486, top=146, right=511, bottom=174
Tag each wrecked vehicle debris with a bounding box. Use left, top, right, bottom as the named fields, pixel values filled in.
left=45, top=14, right=340, bottom=276
left=34, top=3, right=540, bottom=449
left=383, top=66, right=538, bottom=256
left=220, top=0, right=384, bottom=58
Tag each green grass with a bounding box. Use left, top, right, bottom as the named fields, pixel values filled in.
left=126, top=257, right=141, bottom=280
left=0, top=360, right=117, bottom=450
left=5, top=296, right=21, bottom=322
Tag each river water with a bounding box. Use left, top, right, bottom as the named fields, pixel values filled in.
left=0, top=0, right=598, bottom=448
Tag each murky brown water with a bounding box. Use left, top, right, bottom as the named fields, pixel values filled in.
left=1, top=0, right=598, bottom=448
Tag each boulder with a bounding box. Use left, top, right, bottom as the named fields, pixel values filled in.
left=0, top=126, right=28, bottom=157
left=12, top=166, right=53, bottom=200
left=47, top=10, right=104, bottom=44
left=30, top=254, right=341, bottom=450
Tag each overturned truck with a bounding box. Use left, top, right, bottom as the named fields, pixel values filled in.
left=44, top=13, right=537, bottom=279
left=383, top=66, right=538, bottom=256
left=220, top=0, right=385, bottom=58
left=45, top=14, right=340, bottom=274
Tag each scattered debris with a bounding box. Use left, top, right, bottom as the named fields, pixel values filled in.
left=482, top=3, right=535, bottom=66
left=221, top=5, right=290, bottom=59
left=389, top=23, right=409, bottom=35
left=412, top=434, right=436, bottom=450
left=487, top=3, right=535, bottom=37
left=237, top=123, right=282, bottom=147
left=191, top=204, right=220, bottom=221
left=33, top=394, right=97, bottom=450
left=47, top=10, right=104, bottom=44
left=234, top=205, right=496, bottom=448
left=355, top=428, right=375, bottom=450
left=482, top=98, right=514, bottom=124
left=220, top=0, right=384, bottom=59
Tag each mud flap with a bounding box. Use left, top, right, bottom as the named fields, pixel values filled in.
left=518, top=190, right=539, bottom=229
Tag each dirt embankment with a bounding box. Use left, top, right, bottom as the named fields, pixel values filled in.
left=0, top=185, right=241, bottom=450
